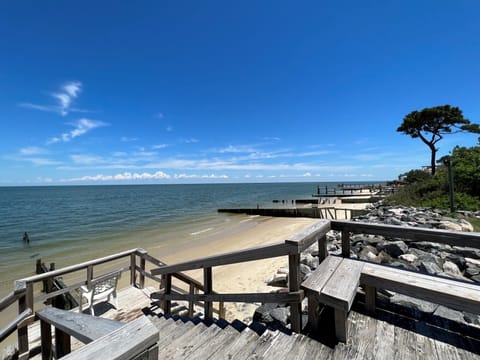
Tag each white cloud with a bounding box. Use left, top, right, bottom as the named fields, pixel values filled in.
left=20, top=146, right=48, bottom=155
left=53, top=81, right=82, bottom=116
left=121, top=136, right=138, bottom=142
left=152, top=144, right=168, bottom=149
left=71, top=154, right=106, bottom=165
left=24, top=157, right=62, bottom=166
left=48, top=118, right=107, bottom=144
left=302, top=172, right=312, bottom=177
left=21, top=81, right=83, bottom=116
left=63, top=171, right=171, bottom=182
left=219, top=145, right=256, bottom=153
left=182, top=138, right=199, bottom=143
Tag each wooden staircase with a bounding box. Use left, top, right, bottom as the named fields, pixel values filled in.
left=144, top=311, right=326, bottom=359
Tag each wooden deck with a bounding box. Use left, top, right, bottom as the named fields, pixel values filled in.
left=26, top=286, right=480, bottom=359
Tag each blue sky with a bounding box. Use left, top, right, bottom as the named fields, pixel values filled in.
left=1, top=1, right=480, bottom=185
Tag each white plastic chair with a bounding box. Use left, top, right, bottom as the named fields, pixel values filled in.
left=80, top=272, right=120, bottom=316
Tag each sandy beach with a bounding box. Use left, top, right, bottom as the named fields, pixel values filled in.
left=146, top=216, right=319, bottom=321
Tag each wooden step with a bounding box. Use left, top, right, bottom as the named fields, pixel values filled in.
left=186, top=325, right=241, bottom=359
left=158, top=321, right=209, bottom=356
left=209, top=327, right=261, bottom=359
left=233, top=330, right=282, bottom=360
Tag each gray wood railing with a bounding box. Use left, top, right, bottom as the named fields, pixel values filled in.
left=151, top=220, right=332, bottom=332
left=0, top=248, right=212, bottom=359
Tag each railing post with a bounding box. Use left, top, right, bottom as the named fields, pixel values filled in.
left=137, top=249, right=147, bottom=289
left=288, top=253, right=301, bottom=333
left=17, top=293, right=29, bottom=359
left=188, top=283, right=196, bottom=317
left=130, top=253, right=136, bottom=287
left=318, top=234, right=328, bottom=262
left=204, top=267, right=213, bottom=318
left=341, top=229, right=350, bottom=258
left=162, top=274, right=172, bottom=314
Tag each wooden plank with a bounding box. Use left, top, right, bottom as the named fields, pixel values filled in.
left=319, top=259, right=364, bottom=311
left=331, top=220, right=480, bottom=248
left=361, top=263, right=480, bottom=314
left=0, top=291, right=18, bottom=310
left=36, top=307, right=123, bottom=344
left=158, top=322, right=208, bottom=356
left=289, top=253, right=302, bottom=333
left=55, top=327, right=71, bottom=358
left=209, top=327, right=260, bottom=360
left=341, top=229, right=350, bottom=257
left=285, top=220, right=331, bottom=252
left=187, top=325, right=239, bottom=360
left=151, top=291, right=304, bottom=304
left=0, top=308, right=32, bottom=342
left=301, top=255, right=342, bottom=294
left=372, top=318, right=395, bottom=360
left=19, top=248, right=138, bottom=284
left=204, top=267, right=213, bottom=318
left=40, top=319, right=52, bottom=360
left=364, top=284, right=376, bottom=314
left=176, top=324, right=223, bottom=358
left=62, top=316, right=159, bottom=360
left=318, top=234, right=328, bottom=262
left=151, top=243, right=292, bottom=275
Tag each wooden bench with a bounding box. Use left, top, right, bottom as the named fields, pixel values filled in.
left=302, top=256, right=480, bottom=344
left=80, top=271, right=121, bottom=316
left=37, top=307, right=159, bottom=359
left=37, top=306, right=123, bottom=358
left=361, top=262, right=480, bottom=315
left=301, top=256, right=364, bottom=342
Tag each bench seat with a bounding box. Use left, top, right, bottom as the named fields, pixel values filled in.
left=301, top=256, right=363, bottom=342
left=361, top=262, right=480, bottom=315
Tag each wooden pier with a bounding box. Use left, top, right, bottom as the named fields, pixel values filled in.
left=2, top=220, right=480, bottom=359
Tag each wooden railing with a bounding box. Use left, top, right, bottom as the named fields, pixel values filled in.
left=3, top=218, right=479, bottom=357
left=151, top=220, right=332, bottom=332
left=330, top=220, right=480, bottom=257
left=0, top=248, right=215, bottom=359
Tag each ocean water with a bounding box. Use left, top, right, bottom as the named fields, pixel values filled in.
left=0, top=182, right=364, bottom=295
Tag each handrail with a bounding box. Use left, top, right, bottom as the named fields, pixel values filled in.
left=331, top=220, right=480, bottom=248
left=0, top=291, right=21, bottom=311
left=152, top=220, right=331, bottom=276
left=0, top=309, right=32, bottom=342
left=151, top=242, right=293, bottom=275
left=16, top=248, right=139, bottom=285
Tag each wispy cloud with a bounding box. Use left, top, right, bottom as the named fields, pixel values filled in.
left=19, top=146, right=48, bottom=155
left=48, top=118, right=108, bottom=144
left=219, top=145, right=257, bottom=153
left=152, top=144, right=168, bottom=149
left=121, top=136, right=138, bottom=142
left=182, top=138, right=199, bottom=144
left=20, top=81, right=84, bottom=116
left=62, top=171, right=171, bottom=182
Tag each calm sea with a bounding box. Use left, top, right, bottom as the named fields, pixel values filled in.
left=0, top=182, right=364, bottom=295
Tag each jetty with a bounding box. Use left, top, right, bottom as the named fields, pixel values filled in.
left=1, top=220, right=480, bottom=359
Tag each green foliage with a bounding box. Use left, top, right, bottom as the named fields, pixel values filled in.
left=401, top=169, right=432, bottom=184
left=450, top=145, right=480, bottom=197
left=385, top=147, right=480, bottom=211
left=397, top=105, right=480, bottom=175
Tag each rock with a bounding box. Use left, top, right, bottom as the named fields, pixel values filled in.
left=463, top=312, right=480, bottom=327
left=465, top=265, right=480, bottom=277
left=270, top=307, right=290, bottom=325
left=378, top=241, right=408, bottom=258
left=390, top=293, right=437, bottom=313
left=399, top=254, right=418, bottom=263
left=267, top=273, right=287, bottom=287
left=471, top=274, right=480, bottom=283
left=253, top=303, right=278, bottom=323
left=438, top=220, right=465, bottom=232
left=376, top=251, right=393, bottom=264
left=458, top=219, right=474, bottom=232
left=452, top=247, right=480, bottom=259
left=410, top=241, right=452, bottom=252
left=359, top=245, right=378, bottom=257
left=418, top=261, right=442, bottom=275
left=277, top=267, right=289, bottom=275
left=301, top=253, right=319, bottom=270
left=433, top=305, right=465, bottom=324
left=442, top=261, right=463, bottom=278
left=438, top=252, right=466, bottom=271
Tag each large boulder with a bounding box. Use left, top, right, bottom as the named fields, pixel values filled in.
left=378, top=241, right=409, bottom=258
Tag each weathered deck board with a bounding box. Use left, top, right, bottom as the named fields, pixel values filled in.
left=26, top=285, right=480, bottom=359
